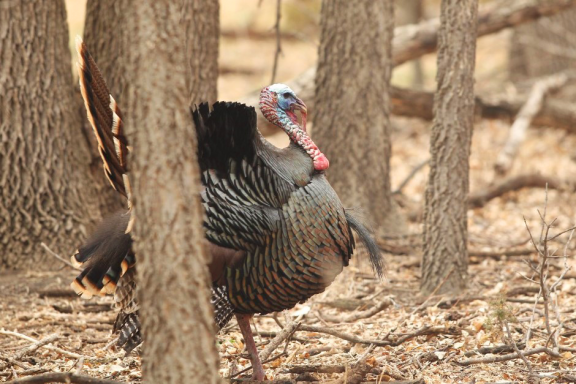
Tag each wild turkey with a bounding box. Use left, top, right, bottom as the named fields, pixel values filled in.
left=71, top=38, right=383, bottom=380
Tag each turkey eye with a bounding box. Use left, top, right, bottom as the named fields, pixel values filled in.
left=283, top=92, right=291, bottom=99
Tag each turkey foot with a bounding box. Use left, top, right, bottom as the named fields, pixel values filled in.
left=236, top=313, right=265, bottom=380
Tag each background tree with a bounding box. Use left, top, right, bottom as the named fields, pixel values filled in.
left=421, top=0, right=479, bottom=295
left=312, top=0, right=402, bottom=236
left=0, top=0, right=104, bottom=269
left=509, top=8, right=576, bottom=84
left=103, top=1, right=221, bottom=382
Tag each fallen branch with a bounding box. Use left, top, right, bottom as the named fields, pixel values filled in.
left=36, top=288, right=78, bottom=298
left=298, top=324, right=454, bottom=347
left=455, top=346, right=560, bottom=366
left=495, top=72, right=570, bottom=175
left=0, top=330, right=101, bottom=362
left=319, top=298, right=393, bottom=323
left=393, top=0, right=576, bottom=67
left=0, top=334, right=59, bottom=371
left=469, top=248, right=535, bottom=258
left=4, top=373, right=122, bottom=384
left=331, top=351, right=373, bottom=384
left=259, top=320, right=300, bottom=361
left=464, top=342, right=527, bottom=357
left=468, top=174, right=567, bottom=209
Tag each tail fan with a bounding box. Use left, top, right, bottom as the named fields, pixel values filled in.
left=70, top=211, right=134, bottom=298
left=76, top=36, right=132, bottom=204
left=345, top=210, right=384, bottom=278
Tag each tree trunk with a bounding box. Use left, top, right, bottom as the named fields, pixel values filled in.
left=115, top=1, right=221, bottom=383
left=421, top=0, right=478, bottom=296
left=0, top=0, right=103, bottom=269
left=83, top=0, right=218, bottom=107
left=313, top=0, right=403, bottom=236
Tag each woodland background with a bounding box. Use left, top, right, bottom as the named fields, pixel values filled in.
left=2, top=0, right=576, bottom=383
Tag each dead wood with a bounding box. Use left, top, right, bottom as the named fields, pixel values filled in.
left=319, top=299, right=376, bottom=311
left=455, top=346, right=560, bottom=366
left=469, top=248, right=535, bottom=258
left=4, top=372, right=123, bottom=384
left=283, top=364, right=348, bottom=374
left=259, top=321, right=300, bottom=361
left=506, top=286, right=541, bottom=297
left=464, top=342, right=527, bottom=357
left=468, top=174, right=567, bottom=209
left=495, top=73, right=570, bottom=175
left=329, top=361, right=371, bottom=384
left=298, top=324, right=455, bottom=347
left=241, top=0, right=576, bottom=135
left=37, top=289, right=78, bottom=298
left=392, top=0, right=576, bottom=67
left=319, top=298, right=393, bottom=323
left=0, top=334, right=59, bottom=371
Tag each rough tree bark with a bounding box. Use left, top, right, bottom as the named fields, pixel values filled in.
left=313, top=0, right=402, bottom=235
left=114, top=1, right=221, bottom=383
left=0, top=0, right=103, bottom=269
left=421, top=0, right=478, bottom=295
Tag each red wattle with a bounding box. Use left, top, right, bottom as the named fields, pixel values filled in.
left=314, top=154, right=330, bottom=171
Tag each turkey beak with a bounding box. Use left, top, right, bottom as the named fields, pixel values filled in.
left=294, top=97, right=308, bottom=131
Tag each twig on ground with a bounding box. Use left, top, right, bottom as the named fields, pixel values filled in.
left=37, top=288, right=78, bottom=298
left=270, top=0, right=282, bottom=84
left=455, top=346, right=560, bottom=366
left=494, top=72, right=569, bottom=175
left=504, top=319, right=533, bottom=375
left=4, top=373, right=123, bottom=384
left=259, top=320, right=300, bottom=361
left=0, top=369, right=48, bottom=379
left=464, top=342, right=526, bottom=357
left=320, top=298, right=393, bottom=323
left=332, top=345, right=375, bottom=384
left=0, top=330, right=101, bottom=361
left=0, top=334, right=59, bottom=371
left=230, top=351, right=288, bottom=380
left=298, top=324, right=454, bottom=347
left=40, top=242, right=80, bottom=270
left=469, top=248, right=535, bottom=258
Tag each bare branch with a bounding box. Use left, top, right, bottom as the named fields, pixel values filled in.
left=4, top=372, right=122, bottom=384
left=270, top=0, right=282, bottom=84
left=495, top=73, right=569, bottom=175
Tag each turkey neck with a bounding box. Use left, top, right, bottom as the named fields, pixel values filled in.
left=261, top=105, right=329, bottom=172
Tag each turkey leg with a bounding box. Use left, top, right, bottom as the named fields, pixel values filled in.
left=236, top=313, right=265, bottom=380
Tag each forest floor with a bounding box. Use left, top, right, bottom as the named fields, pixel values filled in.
left=3, top=116, right=576, bottom=384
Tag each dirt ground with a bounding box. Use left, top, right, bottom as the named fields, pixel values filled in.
left=3, top=115, right=576, bottom=383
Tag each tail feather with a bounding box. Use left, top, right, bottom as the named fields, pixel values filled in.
left=212, top=285, right=235, bottom=330
left=114, top=312, right=142, bottom=354
left=345, top=210, right=384, bottom=278
left=76, top=36, right=131, bottom=202
left=70, top=211, right=133, bottom=298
